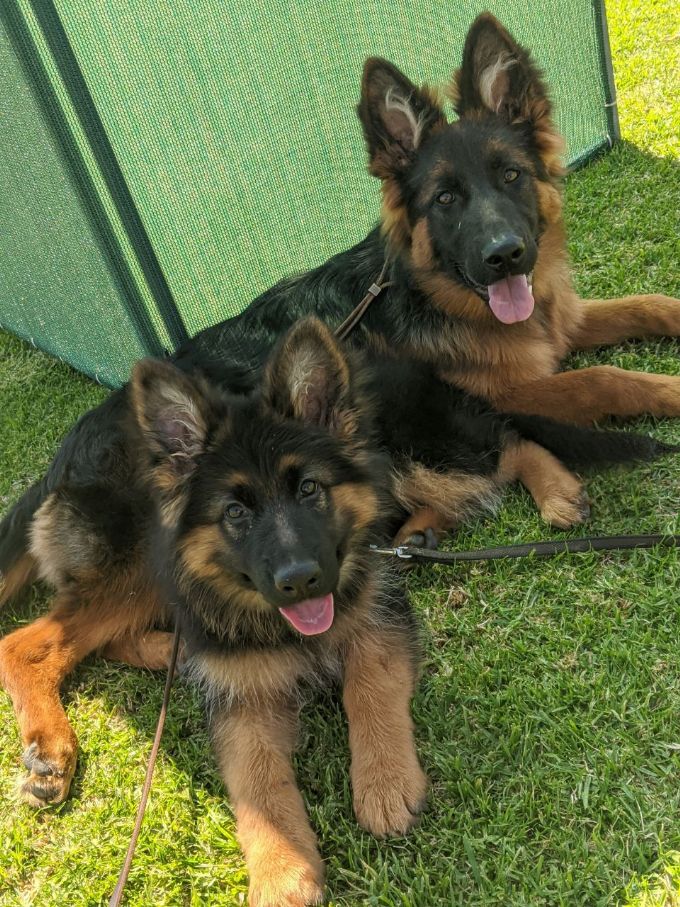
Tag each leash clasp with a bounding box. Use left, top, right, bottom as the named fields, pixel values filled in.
left=369, top=544, right=414, bottom=560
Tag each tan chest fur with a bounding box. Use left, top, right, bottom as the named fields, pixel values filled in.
left=415, top=224, right=585, bottom=403
left=185, top=575, right=388, bottom=707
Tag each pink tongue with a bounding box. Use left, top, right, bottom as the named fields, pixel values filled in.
left=279, top=593, right=334, bottom=636
left=487, top=274, right=534, bottom=324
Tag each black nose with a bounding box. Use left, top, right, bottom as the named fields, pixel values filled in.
left=482, top=234, right=526, bottom=273
left=274, top=560, right=322, bottom=598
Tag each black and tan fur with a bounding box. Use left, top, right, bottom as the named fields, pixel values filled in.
left=0, top=314, right=668, bottom=818
left=12, top=318, right=647, bottom=902
left=0, top=16, right=678, bottom=901
left=1, top=320, right=428, bottom=906
left=350, top=13, right=680, bottom=421
left=0, top=321, right=671, bottom=905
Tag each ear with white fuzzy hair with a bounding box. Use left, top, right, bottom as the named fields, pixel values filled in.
left=448, top=14, right=563, bottom=174
left=263, top=317, right=356, bottom=438
left=131, top=359, right=211, bottom=494
left=358, top=58, right=446, bottom=179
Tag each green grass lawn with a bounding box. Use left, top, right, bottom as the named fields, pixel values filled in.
left=1, top=1, right=680, bottom=904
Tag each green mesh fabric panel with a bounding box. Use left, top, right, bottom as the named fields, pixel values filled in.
left=0, top=10, right=160, bottom=386
left=0, top=1, right=617, bottom=384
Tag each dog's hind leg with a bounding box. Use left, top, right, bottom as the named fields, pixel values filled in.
left=569, top=296, right=680, bottom=350
left=100, top=629, right=183, bottom=671
left=210, top=698, right=325, bottom=907
left=391, top=462, right=500, bottom=546
left=498, top=439, right=591, bottom=529
left=0, top=593, right=159, bottom=807
left=496, top=367, right=680, bottom=426
left=393, top=507, right=449, bottom=549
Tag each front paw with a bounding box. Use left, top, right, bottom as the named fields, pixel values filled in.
left=18, top=738, right=77, bottom=808
left=353, top=757, right=428, bottom=838
left=540, top=487, right=591, bottom=529
left=393, top=527, right=441, bottom=550
left=248, top=855, right=325, bottom=907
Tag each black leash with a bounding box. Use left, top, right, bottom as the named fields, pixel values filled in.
left=371, top=532, right=680, bottom=565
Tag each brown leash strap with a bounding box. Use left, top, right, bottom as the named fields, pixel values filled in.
left=108, top=623, right=181, bottom=907
left=334, top=261, right=391, bottom=340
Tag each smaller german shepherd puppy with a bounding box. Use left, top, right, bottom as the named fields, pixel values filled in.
left=1, top=319, right=425, bottom=907
left=143, top=318, right=429, bottom=906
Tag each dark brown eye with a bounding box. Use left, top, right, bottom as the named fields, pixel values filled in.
left=436, top=190, right=454, bottom=206
left=504, top=168, right=520, bottom=183
left=299, top=479, right=318, bottom=497
left=225, top=502, right=245, bottom=520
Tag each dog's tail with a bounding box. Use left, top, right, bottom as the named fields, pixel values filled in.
left=0, top=481, right=47, bottom=607
left=506, top=414, right=678, bottom=467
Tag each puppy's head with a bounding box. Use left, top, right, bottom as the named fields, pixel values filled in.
left=132, top=317, right=389, bottom=640
left=358, top=14, right=564, bottom=326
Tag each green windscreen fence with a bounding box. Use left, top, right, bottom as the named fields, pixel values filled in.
left=0, top=1, right=619, bottom=387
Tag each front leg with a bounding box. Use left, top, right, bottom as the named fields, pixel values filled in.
left=0, top=595, right=151, bottom=807
left=210, top=698, right=325, bottom=907
left=496, top=365, right=680, bottom=425
left=570, top=295, right=680, bottom=350
left=342, top=627, right=427, bottom=837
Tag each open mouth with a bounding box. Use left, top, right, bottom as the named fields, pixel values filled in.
left=279, top=593, right=335, bottom=636
left=454, top=264, right=535, bottom=325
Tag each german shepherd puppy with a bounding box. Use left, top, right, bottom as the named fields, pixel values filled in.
left=0, top=314, right=670, bottom=902
left=6, top=316, right=657, bottom=905
left=180, top=12, right=680, bottom=433
left=0, top=319, right=426, bottom=907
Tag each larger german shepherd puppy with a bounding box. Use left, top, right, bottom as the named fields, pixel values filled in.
left=180, top=13, right=680, bottom=428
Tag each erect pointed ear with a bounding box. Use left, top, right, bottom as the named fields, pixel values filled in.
left=448, top=14, right=563, bottom=175
left=131, top=359, right=211, bottom=493
left=358, top=57, right=446, bottom=180
left=263, top=317, right=356, bottom=438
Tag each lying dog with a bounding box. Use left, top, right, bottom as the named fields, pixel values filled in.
left=1, top=319, right=423, bottom=907
left=177, top=13, right=680, bottom=537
